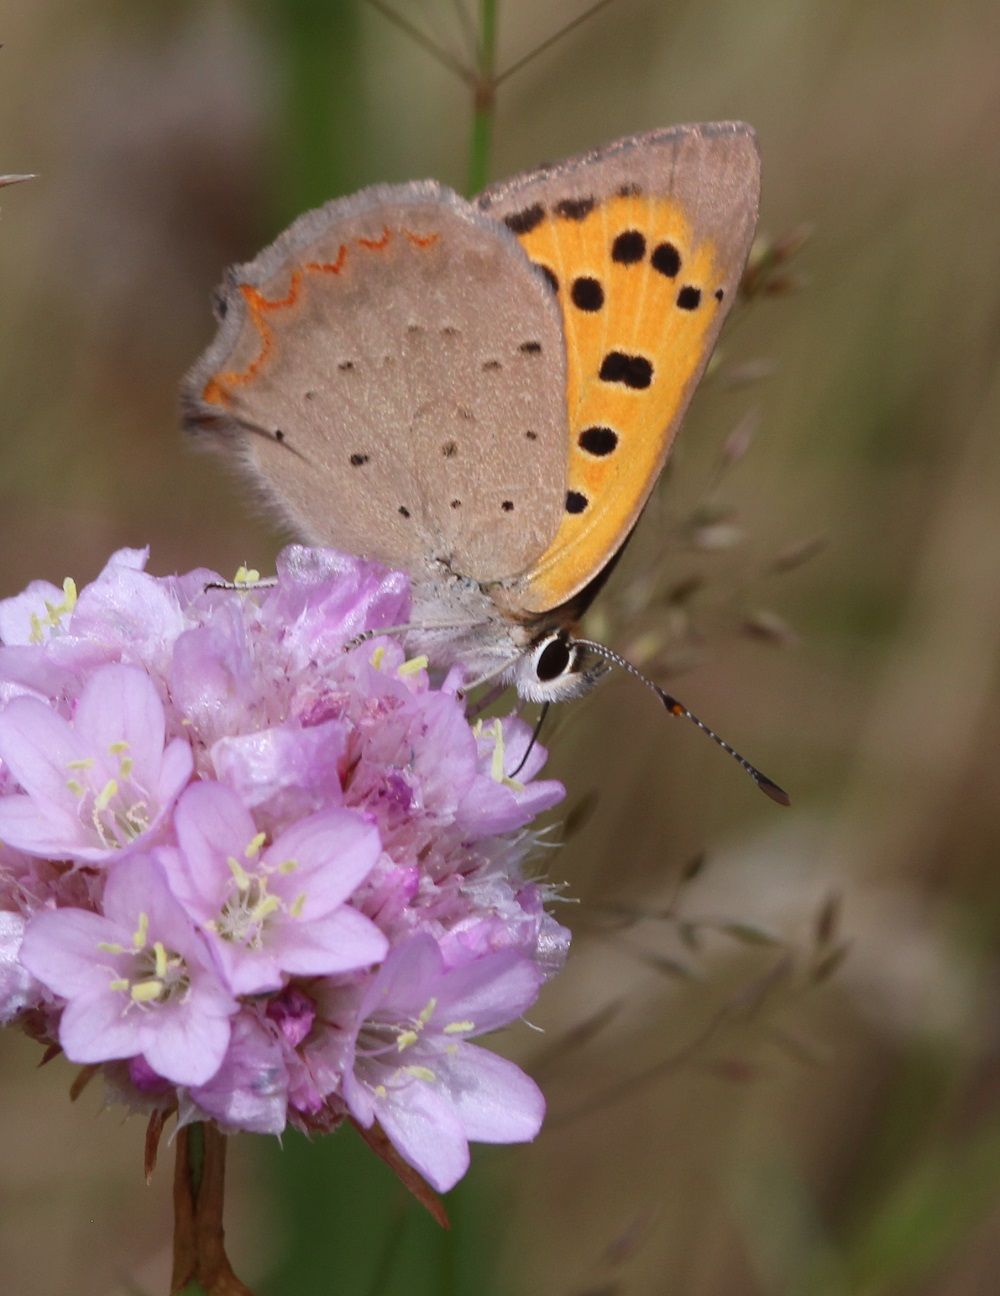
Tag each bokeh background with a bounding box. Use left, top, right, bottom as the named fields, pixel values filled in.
left=3, top=2, right=1000, bottom=1293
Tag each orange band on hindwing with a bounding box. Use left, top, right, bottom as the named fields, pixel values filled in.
left=201, top=227, right=437, bottom=407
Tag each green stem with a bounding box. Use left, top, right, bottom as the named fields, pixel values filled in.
left=466, top=0, right=498, bottom=194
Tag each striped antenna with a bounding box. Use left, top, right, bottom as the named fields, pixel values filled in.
left=571, top=638, right=790, bottom=806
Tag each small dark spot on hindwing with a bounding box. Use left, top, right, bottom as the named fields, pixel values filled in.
left=519, top=341, right=542, bottom=355
left=677, top=285, right=702, bottom=310
left=349, top=452, right=369, bottom=467
left=566, top=491, right=589, bottom=514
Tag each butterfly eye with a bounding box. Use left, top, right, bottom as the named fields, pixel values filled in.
left=534, top=635, right=573, bottom=682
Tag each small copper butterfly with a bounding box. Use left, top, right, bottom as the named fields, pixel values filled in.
left=183, top=122, right=788, bottom=803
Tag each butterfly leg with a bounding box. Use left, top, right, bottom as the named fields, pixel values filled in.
left=342, top=619, right=484, bottom=653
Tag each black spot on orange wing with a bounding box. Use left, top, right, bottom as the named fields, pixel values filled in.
left=504, top=204, right=545, bottom=234
left=566, top=491, right=589, bottom=514
left=677, top=286, right=702, bottom=310
left=571, top=277, right=604, bottom=311
left=554, top=196, right=595, bottom=220
left=578, top=426, right=618, bottom=456
left=651, top=242, right=681, bottom=278
left=715, top=288, right=725, bottom=301
left=533, top=263, right=559, bottom=293
left=599, top=351, right=653, bottom=389
left=612, top=230, right=646, bottom=264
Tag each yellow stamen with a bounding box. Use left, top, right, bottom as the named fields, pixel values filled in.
left=67, top=757, right=95, bottom=770
left=397, top=654, right=428, bottom=678
left=244, top=832, right=267, bottom=859
left=417, top=998, right=437, bottom=1026
left=374, top=1084, right=388, bottom=1098
left=62, top=577, right=78, bottom=611
left=253, top=895, right=281, bottom=922
left=227, top=855, right=251, bottom=890
left=97, top=941, right=125, bottom=954
left=94, top=779, right=118, bottom=812
left=108, top=978, right=129, bottom=992
left=133, top=911, right=149, bottom=949
left=29, top=613, right=45, bottom=644
left=277, top=858, right=299, bottom=875
left=402, top=1065, right=436, bottom=1082
left=370, top=645, right=385, bottom=670
left=118, top=756, right=134, bottom=778
left=490, top=719, right=505, bottom=782
left=66, top=778, right=85, bottom=797
left=130, top=979, right=164, bottom=1003
left=108, top=741, right=129, bottom=755
left=234, top=566, right=260, bottom=585
left=443, top=1020, right=474, bottom=1035
left=289, top=893, right=306, bottom=918
left=153, top=941, right=168, bottom=979
left=396, top=1030, right=419, bottom=1052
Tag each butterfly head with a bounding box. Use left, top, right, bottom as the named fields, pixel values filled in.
left=510, top=630, right=610, bottom=704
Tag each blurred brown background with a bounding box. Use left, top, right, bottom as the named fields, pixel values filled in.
left=2, top=2, right=1000, bottom=1294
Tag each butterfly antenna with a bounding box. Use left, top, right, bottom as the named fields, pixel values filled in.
left=508, top=702, right=550, bottom=780
left=572, top=639, right=790, bottom=806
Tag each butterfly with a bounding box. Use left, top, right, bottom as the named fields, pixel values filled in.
left=182, top=122, right=788, bottom=804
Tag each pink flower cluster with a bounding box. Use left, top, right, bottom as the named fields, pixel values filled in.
left=0, top=546, right=568, bottom=1191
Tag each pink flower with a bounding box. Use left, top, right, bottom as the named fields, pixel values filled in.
left=161, top=781, right=387, bottom=995
left=0, top=663, right=192, bottom=862
left=339, top=935, right=545, bottom=1192
left=19, top=853, right=237, bottom=1085
left=0, top=546, right=569, bottom=1188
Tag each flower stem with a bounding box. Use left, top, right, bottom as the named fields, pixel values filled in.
left=466, top=0, right=498, bottom=194
left=172, top=1122, right=254, bottom=1296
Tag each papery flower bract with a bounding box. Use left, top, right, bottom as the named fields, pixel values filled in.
left=162, top=780, right=387, bottom=995
left=19, top=853, right=236, bottom=1085
left=183, top=1010, right=289, bottom=1135
left=0, top=663, right=192, bottom=862
left=0, top=911, right=41, bottom=1022
left=339, top=935, right=546, bottom=1192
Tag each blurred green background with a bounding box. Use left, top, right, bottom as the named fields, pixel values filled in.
left=2, top=2, right=1000, bottom=1293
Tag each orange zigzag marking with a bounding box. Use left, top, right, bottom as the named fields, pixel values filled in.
left=203, top=227, right=438, bottom=405
left=357, top=227, right=391, bottom=251
left=404, top=229, right=439, bottom=248
left=305, top=243, right=347, bottom=274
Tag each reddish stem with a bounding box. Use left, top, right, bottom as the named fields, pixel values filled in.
left=171, top=1122, right=255, bottom=1295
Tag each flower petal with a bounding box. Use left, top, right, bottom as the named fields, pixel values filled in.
left=20, top=908, right=126, bottom=997
left=267, top=810, right=381, bottom=916
left=437, top=1042, right=544, bottom=1143
left=0, top=696, right=89, bottom=804
left=73, top=664, right=166, bottom=787
left=273, top=907, right=388, bottom=976
left=375, top=1080, right=470, bottom=1193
